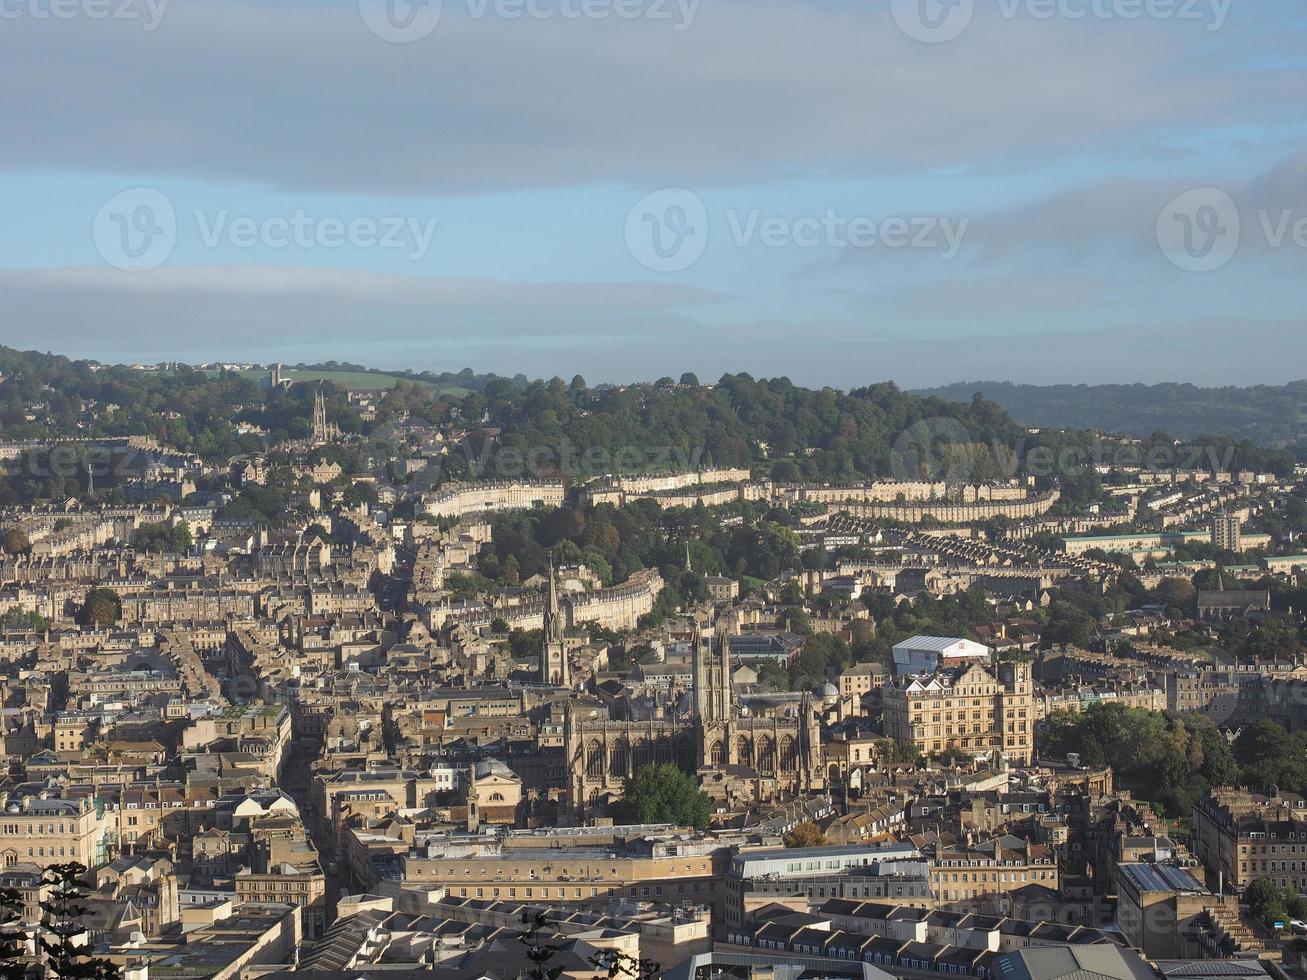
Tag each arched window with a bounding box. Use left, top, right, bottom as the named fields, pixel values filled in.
left=610, top=739, right=629, bottom=778
left=779, top=734, right=797, bottom=772
left=586, top=740, right=604, bottom=778
left=737, top=737, right=754, bottom=768
left=709, top=739, right=725, bottom=767
left=634, top=740, right=653, bottom=770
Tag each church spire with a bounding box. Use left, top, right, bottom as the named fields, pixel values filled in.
left=545, top=556, right=563, bottom=645
left=541, top=557, right=568, bottom=686
left=312, top=384, right=332, bottom=444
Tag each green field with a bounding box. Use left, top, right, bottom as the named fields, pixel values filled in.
left=210, top=367, right=469, bottom=395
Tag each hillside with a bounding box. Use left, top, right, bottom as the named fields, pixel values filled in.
left=0, top=346, right=1296, bottom=501
left=914, top=381, right=1307, bottom=448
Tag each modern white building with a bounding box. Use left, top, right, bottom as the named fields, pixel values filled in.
left=728, top=842, right=924, bottom=881
left=891, top=635, right=990, bottom=676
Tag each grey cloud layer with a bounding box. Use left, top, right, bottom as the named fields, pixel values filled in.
left=0, top=267, right=724, bottom=357
left=0, top=0, right=1287, bottom=194
left=2, top=266, right=1301, bottom=387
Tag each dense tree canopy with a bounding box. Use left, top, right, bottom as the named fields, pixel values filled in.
left=783, top=822, right=828, bottom=848
left=1039, top=704, right=1240, bottom=817
left=76, top=588, right=122, bottom=627
left=613, top=763, right=712, bottom=831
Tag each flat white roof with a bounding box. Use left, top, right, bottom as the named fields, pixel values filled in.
left=892, top=635, right=987, bottom=653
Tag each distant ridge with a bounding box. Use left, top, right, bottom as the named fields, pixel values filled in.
left=912, top=381, right=1307, bottom=447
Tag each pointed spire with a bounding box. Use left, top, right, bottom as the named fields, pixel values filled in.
left=545, top=555, right=562, bottom=644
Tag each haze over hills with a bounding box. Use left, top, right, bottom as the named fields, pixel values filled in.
left=915, top=381, right=1307, bottom=448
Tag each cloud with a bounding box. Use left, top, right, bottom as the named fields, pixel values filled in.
left=0, top=266, right=726, bottom=363
left=857, top=275, right=1117, bottom=324
left=0, top=0, right=1292, bottom=195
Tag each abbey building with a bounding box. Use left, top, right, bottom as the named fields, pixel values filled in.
left=564, top=621, right=824, bottom=817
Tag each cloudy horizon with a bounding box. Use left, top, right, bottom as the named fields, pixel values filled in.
left=2, top=0, right=1305, bottom=388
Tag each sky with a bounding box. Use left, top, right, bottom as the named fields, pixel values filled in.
left=1, top=0, right=1305, bottom=388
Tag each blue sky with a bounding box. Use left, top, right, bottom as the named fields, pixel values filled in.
left=1, top=0, right=1305, bottom=387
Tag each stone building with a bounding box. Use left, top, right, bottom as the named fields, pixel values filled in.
left=564, top=623, right=823, bottom=817
left=882, top=657, right=1035, bottom=765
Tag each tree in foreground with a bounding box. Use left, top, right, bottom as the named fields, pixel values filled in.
left=518, top=911, right=562, bottom=980
left=0, top=884, right=30, bottom=980
left=615, top=763, right=712, bottom=831
left=591, top=947, right=661, bottom=980
left=37, top=864, right=120, bottom=980
left=783, top=822, right=828, bottom=848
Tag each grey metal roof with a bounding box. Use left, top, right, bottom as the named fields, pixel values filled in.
left=1119, top=861, right=1206, bottom=895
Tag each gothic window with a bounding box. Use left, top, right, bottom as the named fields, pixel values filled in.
left=634, top=740, right=653, bottom=770
left=757, top=736, right=776, bottom=773
left=737, top=737, right=754, bottom=769
left=780, top=734, right=796, bottom=772
left=610, top=739, right=630, bottom=778
left=586, top=740, right=604, bottom=778
left=709, top=739, right=725, bottom=767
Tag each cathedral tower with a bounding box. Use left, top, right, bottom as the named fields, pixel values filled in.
left=692, top=620, right=730, bottom=722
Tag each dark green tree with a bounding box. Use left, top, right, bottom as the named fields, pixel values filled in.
left=342, top=481, right=379, bottom=509
left=518, top=911, right=562, bottom=980
left=76, top=589, right=121, bottom=628
left=0, top=528, right=30, bottom=556
left=615, top=763, right=712, bottom=831
left=0, top=884, right=29, bottom=980
left=591, top=947, right=661, bottom=980
left=38, top=864, right=120, bottom=980
left=1040, top=600, right=1096, bottom=648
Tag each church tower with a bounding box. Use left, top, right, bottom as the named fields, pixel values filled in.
left=311, top=386, right=330, bottom=444
left=541, top=559, right=569, bottom=686
left=692, top=620, right=730, bottom=722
